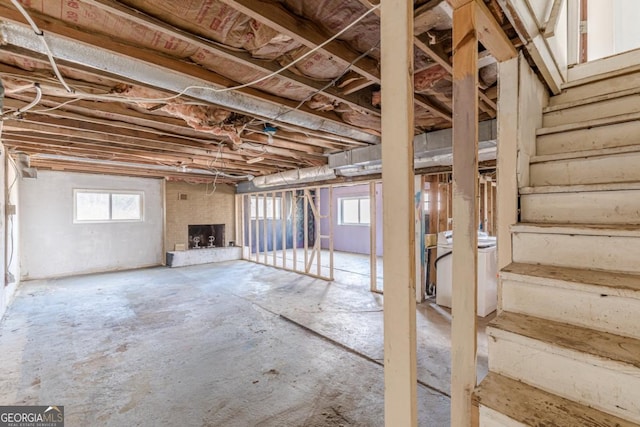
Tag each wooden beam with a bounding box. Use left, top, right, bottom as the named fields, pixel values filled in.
left=451, top=2, right=478, bottom=426
left=369, top=181, right=378, bottom=292
left=543, top=0, right=565, bottom=37
left=381, top=0, right=417, bottom=425
left=27, top=158, right=232, bottom=183
left=0, top=4, right=376, bottom=139
left=414, top=94, right=453, bottom=121
left=219, top=0, right=380, bottom=83
left=474, top=0, right=517, bottom=61
left=428, top=175, right=439, bottom=287
left=414, top=33, right=453, bottom=73
left=81, top=0, right=380, bottom=116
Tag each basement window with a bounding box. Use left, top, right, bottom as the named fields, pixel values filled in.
left=250, top=196, right=282, bottom=220
left=339, top=196, right=370, bottom=225
left=74, top=190, right=143, bottom=223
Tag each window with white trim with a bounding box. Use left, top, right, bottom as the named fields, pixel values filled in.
left=74, top=190, right=143, bottom=222
left=250, top=196, right=282, bottom=220
left=339, top=196, right=370, bottom=225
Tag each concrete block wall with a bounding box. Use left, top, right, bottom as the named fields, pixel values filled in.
left=165, top=181, right=236, bottom=251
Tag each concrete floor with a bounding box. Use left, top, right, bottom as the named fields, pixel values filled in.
left=0, top=260, right=492, bottom=426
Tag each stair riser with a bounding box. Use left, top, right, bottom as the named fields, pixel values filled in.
left=502, top=279, right=640, bottom=340
left=543, top=94, right=640, bottom=128
left=530, top=153, right=640, bottom=186
left=512, top=232, right=640, bottom=273
left=521, top=191, right=640, bottom=224
left=488, top=331, right=640, bottom=423
left=479, top=406, right=524, bottom=427
left=537, top=120, right=640, bottom=155
left=551, top=72, right=640, bottom=106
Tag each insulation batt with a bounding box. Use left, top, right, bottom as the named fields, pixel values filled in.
left=18, top=0, right=391, bottom=131
left=115, top=85, right=243, bottom=145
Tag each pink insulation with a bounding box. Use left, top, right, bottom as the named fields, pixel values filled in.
left=114, top=84, right=243, bottom=145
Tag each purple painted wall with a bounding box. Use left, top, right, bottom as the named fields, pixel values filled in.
left=320, top=183, right=383, bottom=256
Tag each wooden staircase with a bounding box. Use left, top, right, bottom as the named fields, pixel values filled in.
left=474, top=67, right=640, bottom=426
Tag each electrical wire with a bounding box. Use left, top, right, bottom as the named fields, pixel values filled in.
left=9, top=1, right=380, bottom=108
left=10, top=0, right=73, bottom=93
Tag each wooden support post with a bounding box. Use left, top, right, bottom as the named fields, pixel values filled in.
left=415, top=174, right=425, bottom=303
left=247, top=195, right=253, bottom=260
left=369, top=181, right=378, bottom=293
left=329, top=185, right=335, bottom=280
left=263, top=193, right=268, bottom=264
left=272, top=192, right=277, bottom=266
left=451, top=2, right=479, bottom=426
left=281, top=193, right=286, bottom=269
left=238, top=195, right=245, bottom=257
left=292, top=190, right=298, bottom=271
left=316, top=187, right=321, bottom=277
left=303, top=189, right=309, bottom=273
left=381, top=0, right=417, bottom=424
left=428, top=175, right=439, bottom=288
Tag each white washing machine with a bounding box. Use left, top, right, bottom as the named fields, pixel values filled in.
left=435, top=231, right=497, bottom=317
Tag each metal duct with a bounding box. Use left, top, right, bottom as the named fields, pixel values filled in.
left=329, top=119, right=497, bottom=169
left=238, top=120, right=497, bottom=191
left=0, top=21, right=380, bottom=144
left=249, top=165, right=335, bottom=188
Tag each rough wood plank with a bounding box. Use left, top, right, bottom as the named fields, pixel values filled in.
left=530, top=152, right=640, bottom=187
left=551, top=67, right=640, bottom=106
left=501, top=267, right=640, bottom=340
left=520, top=182, right=640, bottom=195
left=512, top=222, right=640, bottom=237
left=536, top=111, right=640, bottom=136
left=543, top=93, right=640, bottom=128
left=475, top=372, right=638, bottom=427
left=451, top=3, right=478, bottom=426
left=512, top=230, right=640, bottom=273
left=532, top=143, right=640, bottom=164
left=473, top=0, right=517, bottom=62
left=521, top=190, right=640, bottom=224
left=503, top=262, right=640, bottom=294
left=536, top=118, right=640, bottom=156
left=545, top=86, right=640, bottom=113
left=496, top=57, right=519, bottom=276
left=381, top=0, right=417, bottom=424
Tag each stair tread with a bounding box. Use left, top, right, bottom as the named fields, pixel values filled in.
left=537, top=111, right=640, bottom=136
left=545, top=86, right=640, bottom=113
left=502, top=262, right=640, bottom=293
left=512, top=222, right=640, bottom=237
left=531, top=144, right=640, bottom=164
left=520, top=182, right=640, bottom=194
left=561, top=63, right=640, bottom=89
left=474, top=372, right=638, bottom=427
left=489, top=312, right=640, bottom=369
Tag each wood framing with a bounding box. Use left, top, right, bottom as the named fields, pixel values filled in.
left=369, top=181, right=378, bottom=293
left=451, top=2, right=479, bottom=426
left=381, top=0, right=417, bottom=425
left=496, top=56, right=519, bottom=280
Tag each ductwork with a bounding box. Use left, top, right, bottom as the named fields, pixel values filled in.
left=250, top=165, right=336, bottom=188
left=237, top=119, right=497, bottom=192
left=0, top=21, right=381, bottom=144
left=329, top=119, right=497, bottom=170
